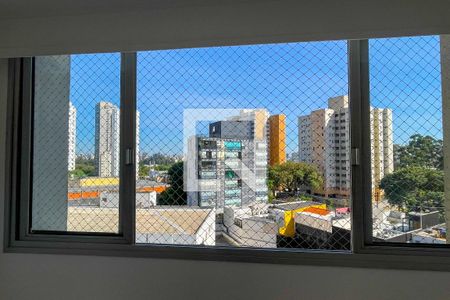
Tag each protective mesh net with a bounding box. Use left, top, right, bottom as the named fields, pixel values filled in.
left=32, top=36, right=448, bottom=249
left=32, top=53, right=121, bottom=233
left=135, top=41, right=351, bottom=249
left=369, top=35, right=447, bottom=245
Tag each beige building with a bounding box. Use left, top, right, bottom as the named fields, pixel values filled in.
left=370, top=107, right=394, bottom=200
left=229, top=109, right=270, bottom=141
left=298, top=95, right=393, bottom=198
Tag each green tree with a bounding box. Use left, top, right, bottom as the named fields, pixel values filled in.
left=138, top=164, right=151, bottom=178
left=267, top=177, right=275, bottom=203
left=69, top=169, right=86, bottom=179
left=268, top=161, right=323, bottom=197
left=396, top=134, right=443, bottom=170
left=78, top=164, right=95, bottom=176
left=72, top=156, right=96, bottom=177
left=153, top=164, right=171, bottom=171
left=158, top=162, right=186, bottom=205
left=380, top=166, right=444, bottom=213
left=69, top=163, right=95, bottom=179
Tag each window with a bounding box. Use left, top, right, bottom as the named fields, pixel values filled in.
left=224, top=141, right=242, bottom=151
left=225, top=170, right=238, bottom=179
left=4, top=35, right=450, bottom=271
left=200, top=150, right=216, bottom=159
left=30, top=53, right=127, bottom=236
left=367, top=35, right=449, bottom=246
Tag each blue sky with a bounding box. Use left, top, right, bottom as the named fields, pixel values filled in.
left=70, top=35, right=442, bottom=155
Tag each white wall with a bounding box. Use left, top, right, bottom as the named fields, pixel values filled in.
left=195, top=210, right=216, bottom=246
left=1, top=1, right=450, bottom=299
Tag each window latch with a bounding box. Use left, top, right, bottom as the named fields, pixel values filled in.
left=351, top=148, right=360, bottom=166
left=125, top=148, right=135, bottom=165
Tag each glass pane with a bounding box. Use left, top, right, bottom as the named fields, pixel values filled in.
left=369, top=35, right=449, bottom=245
left=136, top=41, right=351, bottom=250
left=32, top=53, right=121, bottom=233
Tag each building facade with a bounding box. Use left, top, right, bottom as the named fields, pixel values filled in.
left=298, top=95, right=393, bottom=198
left=95, top=101, right=120, bottom=177
left=186, top=109, right=270, bottom=208
left=370, top=107, right=394, bottom=199
left=94, top=102, right=140, bottom=178
left=268, top=114, right=287, bottom=166
left=68, top=101, right=77, bottom=171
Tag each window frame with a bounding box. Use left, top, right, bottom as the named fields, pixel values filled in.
left=5, top=55, right=135, bottom=245
left=3, top=39, right=450, bottom=272
left=353, top=39, right=450, bottom=258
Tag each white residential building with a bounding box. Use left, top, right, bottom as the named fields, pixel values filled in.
left=186, top=109, right=270, bottom=208
left=95, top=102, right=140, bottom=178
left=68, top=101, right=77, bottom=171
left=298, top=95, right=393, bottom=198
left=223, top=204, right=278, bottom=248
left=95, top=101, right=120, bottom=177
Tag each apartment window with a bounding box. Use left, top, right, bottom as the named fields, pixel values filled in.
left=200, top=171, right=217, bottom=179
left=5, top=35, right=450, bottom=271
left=366, top=35, right=450, bottom=246
left=200, top=191, right=216, bottom=200
left=201, top=150, right=216, bottom=159
left=27, top=53, right=126, bottom=236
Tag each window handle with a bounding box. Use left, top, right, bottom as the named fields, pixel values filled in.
left=351, top=148, right=360, bottom=166
left=125, top=148, right=135, bottom=165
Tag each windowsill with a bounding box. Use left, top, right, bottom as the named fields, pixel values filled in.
left=5, top=241, right=450, bottom=272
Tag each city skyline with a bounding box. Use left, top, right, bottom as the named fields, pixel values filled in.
left=33, top=36, right=446, bottom=249
left=69, top=36, right=441, bottom=156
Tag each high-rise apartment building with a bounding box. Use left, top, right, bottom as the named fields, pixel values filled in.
left=229, top=109, right=269, bottom=141
left=68, top=101, right=77, bottom=171
left=187, top=109, right=269, bottom=208
left=95, top=102, right=140, bottom=178
left=268, top=114, right=286, bottom=166
left=95, top=102, right=120, bottom=177
left=298, top=95, right=393, bottom=198
left=370, top=107, right=394, bottom=193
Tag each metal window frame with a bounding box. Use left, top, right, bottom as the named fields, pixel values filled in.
left=4, top=55, right=133, bottom=245
left=348, top=39, right=373, bottom=254
left=4, top=40, right=450, bottom=272
left=351, top=39, right=450, bottom=257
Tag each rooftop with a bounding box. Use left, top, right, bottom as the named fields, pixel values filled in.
left=271, top=201, right=318, bottom=211
left=412, top=224, right=446, bottom=242
left=67, top=206, right=214, bottom=235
